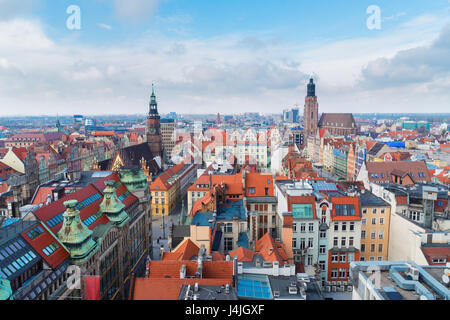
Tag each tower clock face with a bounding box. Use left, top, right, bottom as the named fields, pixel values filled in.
left=149, top=128, right=156, bottom=135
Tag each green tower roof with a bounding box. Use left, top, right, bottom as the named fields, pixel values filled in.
left=0, top=279, right=13, bottom=300
left=57, top=200, right=98, bottom=263
left=100, top=181, right=129, bottom=226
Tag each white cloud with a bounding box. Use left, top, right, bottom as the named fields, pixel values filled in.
left=1, top=13, right=450, bottom=116
left=98, top=23, right=112, bottom=30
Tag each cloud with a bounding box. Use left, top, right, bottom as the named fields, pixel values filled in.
left=113, top=0, right=162, bottom=24
left=98, top=23, right=112, bottom=30
left=1, top=12, right=450, bottom=116
left=359, top=23, right=450, bottom=89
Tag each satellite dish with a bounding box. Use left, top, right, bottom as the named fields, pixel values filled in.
left=442, top=273, right=449, bottom=285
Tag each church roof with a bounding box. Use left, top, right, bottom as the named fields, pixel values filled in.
left=318, top=113, right=356, bottom=129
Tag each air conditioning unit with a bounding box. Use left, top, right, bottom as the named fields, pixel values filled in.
left=347, top=285, right=353, bottom=292
left=407, top=265, right=419, bottom=281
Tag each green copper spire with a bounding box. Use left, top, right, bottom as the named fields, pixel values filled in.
left=57, top=200, right=98, bottom=263
left=100, top=181, right=129, bottom=226
left=149, top=84, right=158, bottom=115
left=0, top=278, right=13, bottom=300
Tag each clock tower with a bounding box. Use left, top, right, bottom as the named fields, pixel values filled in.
left=146, top=84, right=163, bottom=160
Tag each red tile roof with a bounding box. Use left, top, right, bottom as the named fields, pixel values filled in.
left=245, top=173, right=274, bottom=197
left=161, top=239, right=200, bottom=261
left=421, top=247, right=450, bottom=266
left=132, top=277, right=233, bottom=300
left=229, top=247, right=255, bottom=262
left=255, top=233, right=289, bottom=266
left=147, top=260, right=233, bottom=282
left=366, top=161, right=431, bottom=183
left=11, top=147, right=28, bottom=161
left=21, top=222, right=70, bottom=269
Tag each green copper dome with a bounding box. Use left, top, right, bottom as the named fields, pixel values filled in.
left=57, top=200, right=98, bottom=263
left=119, top=167, right=148, bottom=192
left=100, top=181, right=129, bottom=226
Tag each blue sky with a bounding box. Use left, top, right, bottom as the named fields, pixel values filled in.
left=0, top=0, right=450, bottom=115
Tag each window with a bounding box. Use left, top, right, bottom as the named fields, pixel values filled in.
left=360, top=257, right=365, bottom=261
left=378, top=257, right=383, bottom=261
left=224, top=223, right=233, bottom=233
left=319, top=261, right=326, bottom=271
left=320, top=232, right=326, bottom=239
left=300, top=238, right=306, bottom=249
left=371, top=231, right=376, bottom=240
left=319, top=245, right=326, bottom=254
left=331, top=269, right=338, bottom=279
left=342, top=222, right=347, bottom=232
left=331, top=254, right=339, bottom=263
left=349, top=237, right=354, bottom=246
left=334, top=223, right=339, bottom=231
left=362, top=209, right=367, bottom=214
left=381, top=208, right=385, bottom=214
left=300, top=223, right=306, bottom=233
left=361, top=244, right=365, bottom=252
left=362, top=218, right=366, bottom=226
left=339, top=254, right=346, bottom=263
left=378, top=230, right=384, bottom=239
left=372, top=218, right=377, bottom=225
left=349, top=222, right=355, bottom=231
left=224, top=238, right=233, bottom=251
left=293, top=238, right=297, bottom=248
left=372, top=208, right=377, bottom=214
left=333, top=237, right=338, bottom=246
left=26, top=225, right=44, bottom=240
left=371, top=244, right=376, bottom=252
left=378, top=244, right=383, bottom=252
left=370, top=256, right=375, bottom=261
left=341, top=237, right=346, bottom=247
left=380, top=218, right=384, bottom=225
left=339, top=268, right=346, bottom=278
left=308, top=238, right=314, bottom=248
left=42, top=242, right=59, bottom=256
left=307, top=255, right=313, bottom=266
left=348, top=253, right=355, bottom=262
left=293, top=223, right=297, bottom=232
left=308, top=223, right=314, bottom=232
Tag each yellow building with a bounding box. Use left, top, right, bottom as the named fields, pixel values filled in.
left=359, top=190, right=391, bottom=261
left=150, top=163, right=197, bottom=216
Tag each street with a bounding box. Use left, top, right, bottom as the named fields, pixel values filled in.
left=150, top=193, right=187, bottom=260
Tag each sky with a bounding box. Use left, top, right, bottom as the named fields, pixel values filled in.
left=0, top=0, right=450, bottom=116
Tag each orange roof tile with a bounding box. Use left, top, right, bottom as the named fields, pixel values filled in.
left=161, top=239, right=200, bottom=261
left=133, top=277, right=233, bottom=300
left=229, top=247, right=255, bottom=262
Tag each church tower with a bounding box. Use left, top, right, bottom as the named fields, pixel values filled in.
left=304, top=78, right=319, bottom=138
left=146, top=84, right=163, bottom=160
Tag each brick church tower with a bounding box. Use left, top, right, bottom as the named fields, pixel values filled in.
left=304, top=78, right=319, bottom=138
left=146, top=84, right=163, bottom=160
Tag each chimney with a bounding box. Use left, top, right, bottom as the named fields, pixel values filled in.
left=180, top=264, right=186, bottom=279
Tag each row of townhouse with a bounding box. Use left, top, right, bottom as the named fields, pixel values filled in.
left=274, top=178, right=391, bottom=289
left=306, top=129, right=381, bottom=181
left=150, top=162, right=198, bottom=216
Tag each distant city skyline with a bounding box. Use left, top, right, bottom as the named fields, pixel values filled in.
left=0, top=0, right=450, bottom=115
